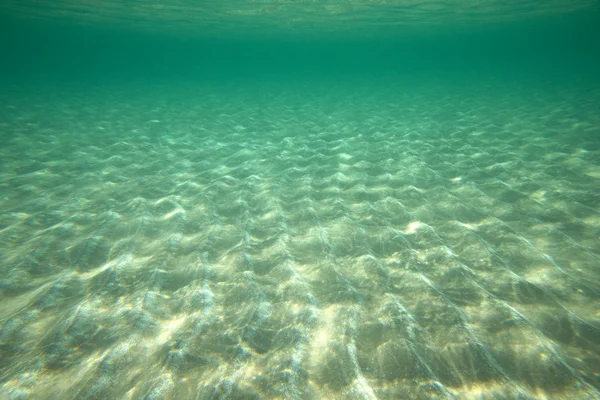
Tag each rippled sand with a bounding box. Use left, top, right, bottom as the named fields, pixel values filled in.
left=1, top=77, right=599, bottom=399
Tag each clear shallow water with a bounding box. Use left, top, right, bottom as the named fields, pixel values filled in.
left=1, top=2, right=600, bottom=400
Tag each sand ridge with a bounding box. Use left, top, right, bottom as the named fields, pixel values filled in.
left=1, top=77, right=599, bottom=399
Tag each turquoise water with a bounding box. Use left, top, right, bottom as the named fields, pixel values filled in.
left=1, top=2, right=600, bottom=399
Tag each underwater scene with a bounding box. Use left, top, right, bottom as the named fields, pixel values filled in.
left=1, top=1, right=600, bottom=399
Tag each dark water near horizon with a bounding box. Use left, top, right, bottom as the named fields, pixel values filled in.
left=1, top=2, right=600, bottom=399
left=2, top=2, right=600, bottom=83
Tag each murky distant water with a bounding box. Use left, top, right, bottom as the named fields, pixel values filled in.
left=1, top=2, right=600, bottom=399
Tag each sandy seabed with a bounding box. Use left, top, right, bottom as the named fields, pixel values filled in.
left=1, top=76, right=599, bottom=399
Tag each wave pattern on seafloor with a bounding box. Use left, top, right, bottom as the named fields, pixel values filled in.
left=0, top=79, right=599, bottom=398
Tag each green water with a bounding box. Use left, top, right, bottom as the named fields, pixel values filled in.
left=1, top=2, right=600, bottom=399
